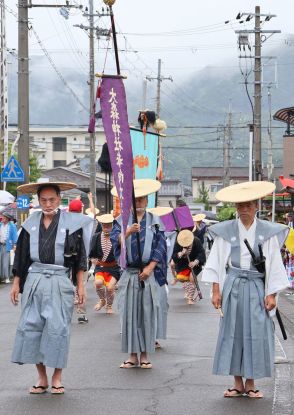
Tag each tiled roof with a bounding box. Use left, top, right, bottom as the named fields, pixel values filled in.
left=192, top=166, right=283, bottom=179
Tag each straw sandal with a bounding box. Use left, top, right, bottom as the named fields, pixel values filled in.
left=224, top=388, right=244, bottom=398
left=29, top=385, right=49, bottom=394
left=120, top=360, right=139, bottom=369
left=51, top=386, right=65, bottom=395
left=140, top=361, right=152, bottom=369
left=94, top=299, right=106, bottom=311
left=246, top=389, right=263, bottom=399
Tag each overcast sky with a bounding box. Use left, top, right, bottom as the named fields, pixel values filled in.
left=5, top=0, right=294, bottom=84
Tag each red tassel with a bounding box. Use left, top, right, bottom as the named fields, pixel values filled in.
left=97, top=86, right=101, bottom=98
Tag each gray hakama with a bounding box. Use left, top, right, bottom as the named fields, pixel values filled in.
left=11, top=210, right=93, bottom=369
left=12, top=262, right=74, bottom=369
left=213, top=267, right=274, bottom=379
left=208, top=218, right=286, bottom=380
left=119, top=268, right=159, bottom=353
left=112, top=212, right=167, bottom=354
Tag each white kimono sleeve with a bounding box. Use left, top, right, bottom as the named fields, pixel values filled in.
left=201, top=236, right=231, bottom=293
left=264, top=235, right=289, bottom=296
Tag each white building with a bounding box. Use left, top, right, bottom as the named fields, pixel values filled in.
left=8, top=125, right=106, bottom=169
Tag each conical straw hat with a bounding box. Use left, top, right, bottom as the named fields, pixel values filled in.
left=147, top=206, right=173, bottom=216
left=85, top=207, right=100, bottom=217
left=215, top=181, right=275, bottom=203
left=96, top=213, right=114, bottom=224
left=17, top=181, right=77, bottom=195
left=193, top=213, right=206, bottom=222
left=177, top=230, right=194, bottom=247
left=111, top=179, right=161, bottom=198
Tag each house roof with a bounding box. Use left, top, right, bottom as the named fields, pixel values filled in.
left=192, top=166, right=283, bottom=179
left=42, top=167, right=108, bottom=190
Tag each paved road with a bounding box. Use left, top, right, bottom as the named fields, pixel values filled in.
left=0, top=278, right=292, bottom=415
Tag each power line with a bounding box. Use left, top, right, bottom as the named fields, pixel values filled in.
left=30, top=26, right=88, bottom=112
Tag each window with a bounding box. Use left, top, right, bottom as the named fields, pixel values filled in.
left=210, top=183, right=223, bottom=193
left=53, top=137, right=67, bottom=151
left=53, top=160, right=67, bottom=167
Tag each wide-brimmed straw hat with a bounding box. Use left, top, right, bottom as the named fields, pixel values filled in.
left=111, top=179, right=161, bottom=198
left=193, top=213, right=206, bottom=222
left=215, top=181, right=275, bottom=203
left=96, top=214, right=114, bottom=224
left=147, top=206, right=173, bottom=216
left=177, top=229, right=194, bottom=247
left=85, top=207, right=100, bottom=217
left=17, top=181, right=77, bottom=195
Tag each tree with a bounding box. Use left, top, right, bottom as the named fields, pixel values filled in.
left=195, top=181, right=209, bottom=210
left=217, top=204, right=236, bottom=221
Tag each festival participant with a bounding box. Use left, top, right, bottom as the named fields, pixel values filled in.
left=10, top=181, right=93, bottom=395
left=0, top=212, right=18, bottom=283
left=192, top=213, right=207, bottom=246
left=89, top=213, right=120, bottom=314
left=202, top=181, right=289, bottom=399
left=68, top=198, right=89, bottom=324
left=172, top=230, right=206, bottom=304
left=111, top=179, right=167, bottom=369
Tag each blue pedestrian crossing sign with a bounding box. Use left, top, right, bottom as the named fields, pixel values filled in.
left=1, top=155, right=25, bottom=182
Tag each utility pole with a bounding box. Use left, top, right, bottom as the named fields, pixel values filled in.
left=142, top=78, right=147, bottom=110
left=223, top=106, right=232, bottom=188
left=267, top=86, right=273, bottom=181
left=235, top=6, right=280, bottom=181
left=18, top=0, right=30, bottom=184
left=17, top=0, right=83, bottom=186
left=146, top=59, right=173, bottom=117
left=0, top=0, right=8, bottom=190
left=254, top=5, right=262, bottom=181
left=88, top=0, right=96, bottom=206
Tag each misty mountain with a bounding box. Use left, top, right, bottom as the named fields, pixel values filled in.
left=8, top=41, right=294, bottom=185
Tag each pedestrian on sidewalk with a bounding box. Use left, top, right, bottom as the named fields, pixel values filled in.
left=111, top=179, right=167, bottom=369
left=10, top=181, right=93, bottom=395
left=89, top=213, right=121, bottom=315
left=202, top=181, right=289, bottom=399
left=0, top=212, right=18, bottom=283
left=172, top=230, right=206, bottom=304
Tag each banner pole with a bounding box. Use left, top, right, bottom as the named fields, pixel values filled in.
left=104, top=1, right=144, bottom=286
left=109, top=5, right=120, bottom=76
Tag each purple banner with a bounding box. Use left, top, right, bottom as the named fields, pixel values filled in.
left=160, top=206, right=194, bottom=232
left=100, top=77, right=133, bottom=267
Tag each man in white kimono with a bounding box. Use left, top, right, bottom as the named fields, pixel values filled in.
left=202, top=181, right=289, bottom=399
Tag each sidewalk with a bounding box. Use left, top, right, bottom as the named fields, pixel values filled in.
left=0, top=279, right=291, bottom=415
